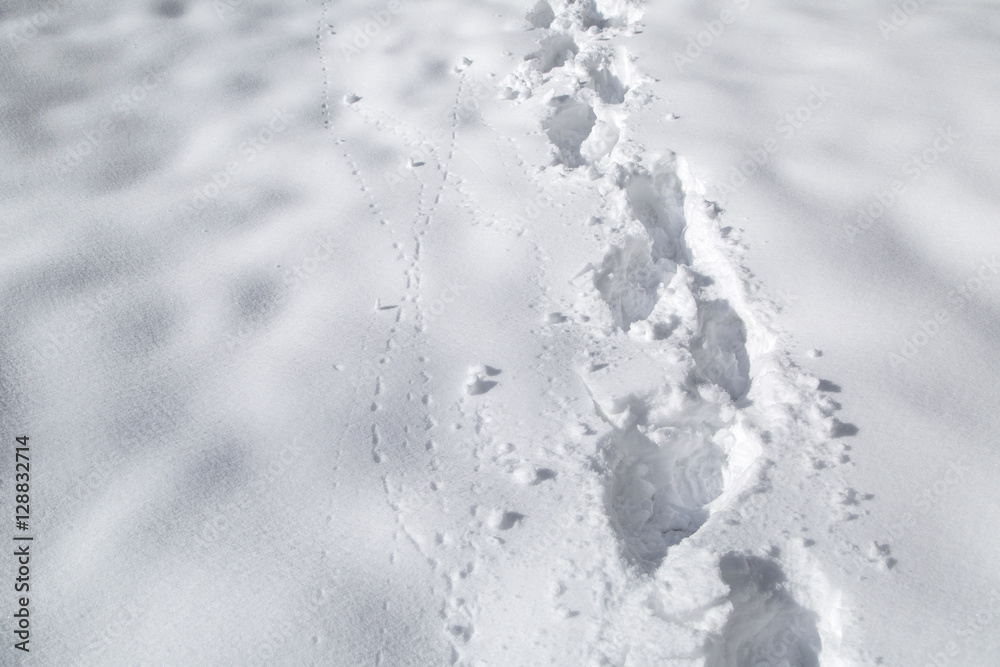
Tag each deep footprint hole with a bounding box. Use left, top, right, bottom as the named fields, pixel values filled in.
left=526, top=0, right=555, bottom=28
left=605, top=426, right=727, bottom=569
left=706, top=553, right=823, bottom=667
left=543, top=96, right=596, bottom=168
left=692, top=300, right=752, bottom=400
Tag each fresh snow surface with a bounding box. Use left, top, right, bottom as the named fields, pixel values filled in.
left=1, top=0, right=998, bottom=665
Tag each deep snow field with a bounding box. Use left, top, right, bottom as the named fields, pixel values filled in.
left=2, top=0, right=999, bottom=665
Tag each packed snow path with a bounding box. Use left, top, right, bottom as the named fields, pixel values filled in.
left=314, top=2, right=849, bottom=663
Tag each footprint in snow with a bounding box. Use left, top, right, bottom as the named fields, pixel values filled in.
left=465, top=365, right=501, bottom=395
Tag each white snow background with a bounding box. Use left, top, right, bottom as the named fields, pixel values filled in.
left=1, top=0, right=998, bottom=665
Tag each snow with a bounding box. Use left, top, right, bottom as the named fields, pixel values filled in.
left=2, top=0, right=999, bottom=665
